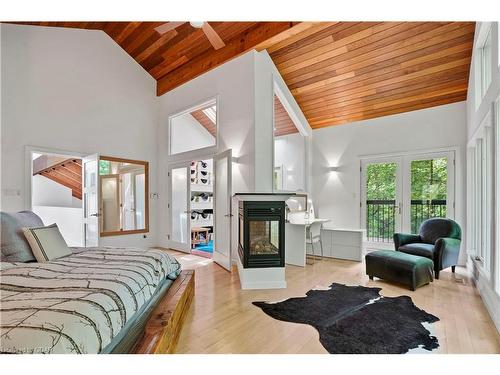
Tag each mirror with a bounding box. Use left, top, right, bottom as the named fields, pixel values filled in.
left=99, top=156, right=149, bottom=236
left=169, top=98, right=217, bottom=155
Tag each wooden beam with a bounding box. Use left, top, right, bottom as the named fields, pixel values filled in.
left=156, top=22, right=297, bottom=96
left=133, top=270, right=195, bottom=354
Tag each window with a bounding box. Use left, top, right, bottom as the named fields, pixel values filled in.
left=169, top=98, right=217, bottom=156
left=474, top=24, right=493, bottom=109
left=481, top=28, right=493, bottom=94
left=480, top=27, right=492, bottom=98
left=467, top=111, right=493, bottom=277
left=273, top=94, right=306, bottom=192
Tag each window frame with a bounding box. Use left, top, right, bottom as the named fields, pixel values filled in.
left=495, top=97, right=500, bottom=294
left=272, top=85, right=307, bottom=193
left=167, top=96, right=219, bottom=158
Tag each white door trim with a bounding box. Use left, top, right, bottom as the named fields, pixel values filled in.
left=213, top=149, right=232, bottom=271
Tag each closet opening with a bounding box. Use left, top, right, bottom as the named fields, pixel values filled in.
left=189, top=158, right=214, bottom=258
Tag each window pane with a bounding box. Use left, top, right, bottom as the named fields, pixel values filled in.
left=365, top=162, right=397, bottom=242
left=410, top=158, right=448, bottom=233
left=481, top=28, right=492, bottom=97
left=171, top=167, right=188, bottom=244
left=273, top=94, right=305, bottom=191
left=170, top=100, right=217, bottom=155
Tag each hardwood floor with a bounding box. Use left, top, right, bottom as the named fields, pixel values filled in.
left=161, top=250, right=500, bottom=354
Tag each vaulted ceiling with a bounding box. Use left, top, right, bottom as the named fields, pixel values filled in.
left=262, top=22, right=475, bottom=128
left=11, top=21, right=474, bottom=129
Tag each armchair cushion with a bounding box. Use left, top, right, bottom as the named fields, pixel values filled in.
left=398, top=243, right=436, bottom=259
left=393, top=233, right=421, bottom=250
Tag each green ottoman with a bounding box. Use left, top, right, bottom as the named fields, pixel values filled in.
left=365, top=250, right=434, bottom=291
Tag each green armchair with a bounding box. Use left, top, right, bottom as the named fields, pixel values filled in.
left=394, top=218, right=462, bottom=279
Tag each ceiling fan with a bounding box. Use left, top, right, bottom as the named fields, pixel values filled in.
left=154, top=21, right=225, bottom=50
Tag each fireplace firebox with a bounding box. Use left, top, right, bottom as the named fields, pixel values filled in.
left=238, top=200, right=285, bottom=268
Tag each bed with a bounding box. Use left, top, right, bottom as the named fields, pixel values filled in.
left=0, top=212, right=194, bottom=354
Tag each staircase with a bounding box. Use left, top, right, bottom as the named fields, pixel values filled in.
left=33, top=156, right=82, bottom=199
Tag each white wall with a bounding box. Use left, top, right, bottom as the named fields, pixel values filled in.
left=32, top=174, right=80, bottom=208
left=0, top=23, right=159, bottom=248
left=157, top=49, right=311, bottom=251
left=254, top=50, right=312, bottom=191
left=32, top=205, right=83, bottom=246
left=157, top=51, right=257, bottom=248
left=465, top=22, right=500, bottom=333
left=274, top=133, right=306, bottom=191
left=170, top=113, right=215, bottom=155
left=31, top=174, right=83, bottom=246
left=311, top=102, right=467, bottom=260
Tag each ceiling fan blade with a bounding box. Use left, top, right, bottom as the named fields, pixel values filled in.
left=155, top=22, right=186, bottom=34
left=201, top=22, right=225, bottom=50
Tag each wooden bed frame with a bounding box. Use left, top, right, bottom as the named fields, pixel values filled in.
left=132, top=270, right=195, bottom=354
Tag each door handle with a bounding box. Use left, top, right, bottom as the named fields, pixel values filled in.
left=184, top=210, right=192, bottom=214
left=90, top=213, right=101, bottom=217
left=224, top=213, right=233, bottom=217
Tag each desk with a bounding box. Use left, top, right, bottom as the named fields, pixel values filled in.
left=285, top=218, right=331, bottom=267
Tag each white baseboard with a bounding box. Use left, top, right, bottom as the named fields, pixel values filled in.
left=467, top=257, right=500, bottom=334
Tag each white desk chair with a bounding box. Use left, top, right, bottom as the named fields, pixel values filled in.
left=306, top=221, right=323, bottom=265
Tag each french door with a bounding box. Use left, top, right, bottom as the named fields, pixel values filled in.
left=361, top=151, right=455, bottom=245
left=213, top=149, right=232, bottom=271
left=82, top=154, right=100, bottom=247
left=167, top=161, right=191, bottom=253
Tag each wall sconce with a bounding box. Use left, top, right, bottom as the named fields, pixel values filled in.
left=329, top=166, right=339, bottom=172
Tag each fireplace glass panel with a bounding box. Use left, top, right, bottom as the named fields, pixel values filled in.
left=249, top=220, right=280, bottom=255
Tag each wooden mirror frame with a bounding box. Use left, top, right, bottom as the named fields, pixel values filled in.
left=99, top=155, right=149, bottom=237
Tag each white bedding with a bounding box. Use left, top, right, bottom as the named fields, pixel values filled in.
left=0, top=247, right=180, bottom=354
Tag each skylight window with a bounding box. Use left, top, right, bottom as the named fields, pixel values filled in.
left=202, top=105, right=217, bottom=124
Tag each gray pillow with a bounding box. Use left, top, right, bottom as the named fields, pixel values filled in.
left=1, top=211, right=44, bottom=262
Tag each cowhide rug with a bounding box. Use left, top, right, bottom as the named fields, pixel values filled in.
left=253, top=283, right=439, bottom=354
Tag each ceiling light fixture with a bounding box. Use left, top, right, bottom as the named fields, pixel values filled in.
left=189, top=21, right=205, bottom=28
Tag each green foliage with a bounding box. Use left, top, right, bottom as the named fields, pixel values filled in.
left=366, top=162, right=396, bottom=200
left=99, top=160, right=111, bottom=175
left=410, top=158, right=447, bottom=201
left=365, top=158, right=448, bottom=240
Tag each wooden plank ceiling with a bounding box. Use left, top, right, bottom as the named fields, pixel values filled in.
left=261, top=22, right=475, bottom=128
left=33, top=156, right=82, bottom=199
left=190, top=108, right=216, bottom=137
left=274, top=95, right=298, bottom=136
left=12, top=21, right=474, bottom=129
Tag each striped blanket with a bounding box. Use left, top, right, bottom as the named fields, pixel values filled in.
left=0, top=247, right=181, bottom=354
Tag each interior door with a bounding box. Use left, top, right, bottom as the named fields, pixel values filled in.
left=168, top=162, right=191, bottom=253
left=361, top=157, right=403, bottom=247
left=100, top=174, right=120, bottom=233
left=82, top=154, right=100, bottom=247
left=213, top=149, right=232, bottom=271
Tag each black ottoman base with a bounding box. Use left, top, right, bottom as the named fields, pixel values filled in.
left=366, top=250, right=434, bottom=291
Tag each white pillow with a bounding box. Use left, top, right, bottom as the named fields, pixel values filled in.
left=22, top=224, right=71, bottom=262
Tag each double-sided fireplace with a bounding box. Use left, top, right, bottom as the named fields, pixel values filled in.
left=238, top=200, right=285, bottom=268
